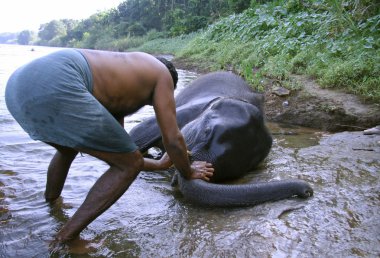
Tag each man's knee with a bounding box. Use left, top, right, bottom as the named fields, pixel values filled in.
left=112, top=150, right=144, bottom=178
left=125, top=150, right=144, bottom=172
left=76, top=147, right=144, bottom=176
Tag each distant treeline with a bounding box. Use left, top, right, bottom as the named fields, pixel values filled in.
left=0, top=0, right=252, bottom=47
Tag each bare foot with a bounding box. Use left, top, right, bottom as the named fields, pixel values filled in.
left=49, top=236, right=98, bottom=255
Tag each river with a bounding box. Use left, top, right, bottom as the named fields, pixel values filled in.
left=0, top=44, right=379, bottom=257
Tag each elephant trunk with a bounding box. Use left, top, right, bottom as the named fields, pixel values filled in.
left=178, top=176, right=313, bottom=207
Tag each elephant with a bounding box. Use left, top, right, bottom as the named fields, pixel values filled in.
left=130, top=71, right=313, bottom=207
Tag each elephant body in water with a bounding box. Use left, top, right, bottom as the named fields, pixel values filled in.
left=130, top=71, right=313, bottom=206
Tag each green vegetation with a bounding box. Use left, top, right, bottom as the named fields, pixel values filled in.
left=35, top=0, right=246, bottom=48
left=128, top=33, right=198, bottom=54
left=175, top=0, right=380, bottom=101
left=0, top=0, right=245, bottom=47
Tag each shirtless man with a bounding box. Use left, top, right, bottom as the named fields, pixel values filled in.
left=5, top=49, right=214, bottom=242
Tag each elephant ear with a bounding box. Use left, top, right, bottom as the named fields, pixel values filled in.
left=129, top=116, right=161, bottom=153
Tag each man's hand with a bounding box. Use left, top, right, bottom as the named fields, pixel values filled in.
left=190, top=161, right=214, bottom=181
left=158, top=152, right=173, bottom=170
left=143, top=152, right=173, bottom=171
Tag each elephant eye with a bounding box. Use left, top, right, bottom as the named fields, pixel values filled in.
left=204, top=127, right=211, bottom=135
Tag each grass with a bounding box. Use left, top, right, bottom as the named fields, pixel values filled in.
left=99, top=0, right=379, bottom=102
left=123, top=33, right=198, bottom=55
left=175, top=0, right=380, bottom=101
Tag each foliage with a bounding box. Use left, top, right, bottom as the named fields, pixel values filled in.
left=36, top=19, right=79, bottom=47
left=25, top=0, right=255, bottom=48
left=178, top=0, right=380, bottom=101
left=17, top=30, right=35, bottom=45
left=50, top=0, right=250, bottom=47
left=38, top=20, right=67, bottom=42
left=129, top=33, right=199, bottom=54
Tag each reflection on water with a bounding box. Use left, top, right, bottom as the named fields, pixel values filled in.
left=268, top=122, right=327, bottom=149
left=0, top=45, right=379, bottom=257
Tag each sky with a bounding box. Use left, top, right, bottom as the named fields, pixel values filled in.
left=0, top=0, right=125, bottom=33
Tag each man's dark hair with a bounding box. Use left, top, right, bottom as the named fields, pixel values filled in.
left=156, top=57, right=178, bottom=89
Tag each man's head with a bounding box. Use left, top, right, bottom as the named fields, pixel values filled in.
left=156, top=57, right=178, bottom=89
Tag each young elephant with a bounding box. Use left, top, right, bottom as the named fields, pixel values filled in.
left=130, top=71, right=313, bottom=206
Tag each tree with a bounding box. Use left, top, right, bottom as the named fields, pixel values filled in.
left=36, top=0, right=255, bottom=47
left=17, top=30, right=33, bottom=45
left=128, top=22, right=147, bottom=36
left=38, top=20, right=66, bottom=41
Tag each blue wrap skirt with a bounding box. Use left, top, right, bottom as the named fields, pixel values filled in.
left=5, top=49, right=138, bottom=153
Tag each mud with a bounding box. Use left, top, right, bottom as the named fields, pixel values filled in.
left=264, top=75, right=380, bottom=132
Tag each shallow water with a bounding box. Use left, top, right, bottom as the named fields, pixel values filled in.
left=1, top=45, right=379, bottom=257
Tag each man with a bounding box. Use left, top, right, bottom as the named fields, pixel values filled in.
left=5, top=49, right=214, bottom=242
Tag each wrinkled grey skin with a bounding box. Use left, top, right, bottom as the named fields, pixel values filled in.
left=130, top=72, right=313, bottom=206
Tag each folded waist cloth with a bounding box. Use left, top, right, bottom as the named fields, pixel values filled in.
left=5, top=49, right=138, bottom=153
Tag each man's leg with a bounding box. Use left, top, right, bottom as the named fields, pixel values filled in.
left=55, top=149, right=143, bottom=242
left=45, top=143, right=78, bottom=202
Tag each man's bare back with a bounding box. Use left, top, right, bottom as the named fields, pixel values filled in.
left=80, top=50, right=170, bottom=118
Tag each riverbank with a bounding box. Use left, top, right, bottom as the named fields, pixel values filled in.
left=172, top=57, right=380, bottom=132
left=263, top=74, right=380, bottom=132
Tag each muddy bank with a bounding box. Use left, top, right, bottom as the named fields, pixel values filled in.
left=173, top=58, right=380, bottom=132
left=265, top=75, right=380, bottom=132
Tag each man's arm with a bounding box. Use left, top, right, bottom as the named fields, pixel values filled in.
left=152, top=75, right=213, bottom=180
left=143, top=152, right=172, bottom=171
left=152, top=76, right=193, bottom=179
